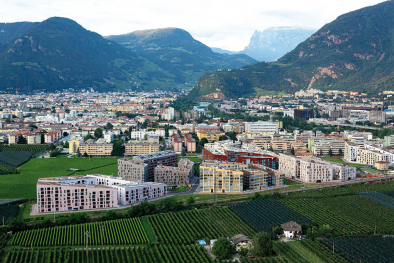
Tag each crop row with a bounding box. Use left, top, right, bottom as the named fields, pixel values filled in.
left=280, top=195, right=394, bottom=235
left=358, top=191, right=394, bottom=210
left=11, top=218, right=148, bottom=247
left=0, top=145, right=48, bottom=156
left=2, top=245, right=215, bottom=263
left=147, top=207, right=256, bottom=244
left=321, top=236, right=394, bottom=263
left=283, top=180, right=394, bottom=199
left=228, top=199, right=313, bottom=234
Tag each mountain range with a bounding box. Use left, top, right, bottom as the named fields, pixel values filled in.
left=211, top=27, right=317, bottom=62
left=0, top=19, right=257, bottom=93
left=189, top=1, right=394, bottom=99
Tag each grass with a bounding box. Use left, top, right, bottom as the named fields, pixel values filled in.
left=361, top=168, right=380, bottom=173
left=178, top=157, right=202, bottom=163
left=140, top=217, right=156, bottom=243
left=254, top=88, right=286, bottom=97
left=0, top=158, right=119, bottom=200
left=284, top=178, right=302, bottom=185
left=321, top=157, right=371, bottom=167
left=170, top=186, right=188, bottom=193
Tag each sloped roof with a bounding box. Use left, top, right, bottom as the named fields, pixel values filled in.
left=281, top=221, right=302, bottom=232
left=230, top=234, right=251, bottom=245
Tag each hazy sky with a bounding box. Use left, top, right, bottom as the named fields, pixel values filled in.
left=0, top=0, right=387, bottom=51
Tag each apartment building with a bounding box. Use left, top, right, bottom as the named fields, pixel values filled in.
left=271, top=140, right=288, bottom=151
left=154, top=165, right=190, bottom=186
left=279, top=154, right=356, bottom=183
left=79, top=139, right=113, bottom=156
left=251, top=140, right=270, bottom=150
left=290, top=141, right=308, bottom=153
left=312, top=140, right=345, bottom=156
left=103, top=131, right=114, bottom=143
left=356, top=148, right=388, bottom=165
left=200, top=161, right=244, bottom=193
left=36, top=174, right=167, bottom=213
left=184, top=134, right=196, bottom=153
left=124, top=141, right=160, bottom=156
left=133, top=151, right=178, bottom=181
left=8, top=130, right=41, bottom=145
left=245, top=121, right=278, bottom=134
left=118, top=158, right=149, bottom=182
left=197, top=130, right=225, bottom=142
left=69, top=139, right=81, bottom=154
left=178, top=158, right=195, bottom=178
left=172, top=134, right=183, bottom=153
left=244, top=164, right=284, bottom=190
left=44, top=129, right=62, bottom=144
left=344, top=141, right=361, bottom=162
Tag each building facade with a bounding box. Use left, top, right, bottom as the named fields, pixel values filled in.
left=124, top=141, right=160, bottom=156
left=118, top=158, right=149, bottom=182
left=133, top=151, right=178, bottom=181
left=154, top=165, right=190, bottom=186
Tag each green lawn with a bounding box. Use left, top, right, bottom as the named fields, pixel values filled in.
left=284, top=178, right=302, bottom=185
left=361, top=168, right=380, bottom=173
left=178, top=157, right=202, bottom=163
left=0, top=158, right=119, bottom=200
left=321, top=157, right=371, bottom=167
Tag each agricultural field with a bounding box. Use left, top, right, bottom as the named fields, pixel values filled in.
left=0, top=158, right=118, bottom=200
left=280, top=195, right=394, bottom=236
left=147, top=207, right=256, bottom=244
left=228, top=199, right=313, bottom=233
left=0, top=204, right=18, bottom=223
left=273, top=240, right=350, bottom=263
left=0, top=151, right=31, bottom=168
left=383, top=190, right=394, bottom=198
left=0, top=145, right=48, bottom=155
left=358, top=191, right=394, bottom=210
left=11, top=218, right=148, bottom=247
left=321, top=236, right=394, bottom=263
left=283, top=180, right=394, bottom=199
left=2, top=245, right=215, bottom=263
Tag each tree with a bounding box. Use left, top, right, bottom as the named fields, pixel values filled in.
left=94, top=128, right=103, bottom=138
left=105, top=122, right=113, bottom=130
left=144, top=134, right=148, bottom=140
left=186, top=196, right=195, bottom=205
left=328, top=149, right=333, bottom=157
left=219, top=135, right=227, bottom=141
left=274, top=226, right=283, bottom=235
left=49, top=143, right=56, bottom=150
left=76, top=149, right=81, bottom=157
left=212, top=238, right=236, bottom=260
left=320, top=149, right=323, bottom=156
left=17, top=135, right=27, bottom=144
left=83, top=152, right=88, bottom=157
left=252, top=232, right=273, bottom=257
left=338, top=149, right=343, bottom=156
left=84, top=134, right=94, bottom=141
left=63, top=132, right=69, bottom=137
left=181, top=147, right=187, bottom=156
left=238, top=247, right=249, bottom=259
left=291, top=147, right=295, bottom=155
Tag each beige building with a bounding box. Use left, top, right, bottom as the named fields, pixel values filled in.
left=271, top=140, right=288, bottom=151
left=79, top=139, right=113, bottom=156
left=312, top=140, right=345, bottom=156
left=251, top=140, right=270, bottom=150
left=290, top=141, right=308, bottom=153
left=124, top=141, right=160, bottom=156
left=279, top=154, right=356, bottom=183
left=154, top=165, right=190, bottom=186
left=69, top=139, right=80, bottom=154
left=178, top=158, right=195, bottom=178
left=375, top=161, right=389, bottom=170
left=118, top=158, right=149, bottom=182
left=243, top=165, right=284, bottom=190
left=200, top=161, right=244, bottom=193
left=356, top=148, right=388, bottom=165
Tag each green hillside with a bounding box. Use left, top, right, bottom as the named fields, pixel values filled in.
left=189, top=1, right=394, bottom=99
left=107, top=27, right=257, bottom=85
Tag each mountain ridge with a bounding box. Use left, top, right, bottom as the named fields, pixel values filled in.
left=189, top=1, right=394, bottom=99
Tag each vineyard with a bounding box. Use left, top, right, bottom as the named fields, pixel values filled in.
left=273, top=240, right=350, bottom=263
left=321, top=236, right=394, bottom=263
left=382, top=190, right=394, bottom=198
left=228, top=199, right=313, bottom=233
left=147, top=207, right=256, bottom=244
left=0, top=145, right=48, bottom=156
left=11, top=218, right=148, bottom=247
left=283, top=180, right=394, bottom=199
left=358, top=191, right=394, bottom=210
left=2, top=245, right=216, bottom=263
left=280, top=195, right=394, bottom=235
left=0, top=204, right=19, bottom=223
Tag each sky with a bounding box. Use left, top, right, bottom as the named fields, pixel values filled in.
left=0, top=0, right=387, bottom=51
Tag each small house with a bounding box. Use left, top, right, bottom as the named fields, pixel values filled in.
left=230, top=234, right=252, bottom=251
left=281, top=221, right=302, bottom=239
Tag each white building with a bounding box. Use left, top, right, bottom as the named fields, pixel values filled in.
left=245, top=121, right=278, bottom=134
left=161, top=107, right=175, bottom=120
left=36, top=174, right=167, bottom=213
left=103, top=131, right=114, bottom=143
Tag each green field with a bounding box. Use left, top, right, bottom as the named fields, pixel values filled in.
left=284, top=178, right=302, bottom=185
left=320, top=157, right=371, bottom=167
left=178, top=157, right=202, bottom=163
left=0, top=158, right=119, bottom=200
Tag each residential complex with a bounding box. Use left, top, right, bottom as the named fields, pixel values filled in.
left=78, top=139, right=113, bottom=156
left=279, top=154, right=356, bottom=183
left=36, top=174, right=167, bottom=213
left=154, top=165, right=190, bottom=186
left=132, top=151, right=178, bottom=181
left=124, top=141, right=160, bottom=156
left=245, top=121, right=278, bottom=134
left=118, top=158, right=149, bottom=182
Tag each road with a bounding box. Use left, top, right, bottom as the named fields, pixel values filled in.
left=169, top=177, right=200, bottom=196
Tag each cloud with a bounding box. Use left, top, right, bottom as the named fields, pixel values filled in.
left=0, top=0, right=387, bottom=51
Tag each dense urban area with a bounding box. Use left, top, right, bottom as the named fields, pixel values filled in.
left=1, top=86, right=394, bottom=262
